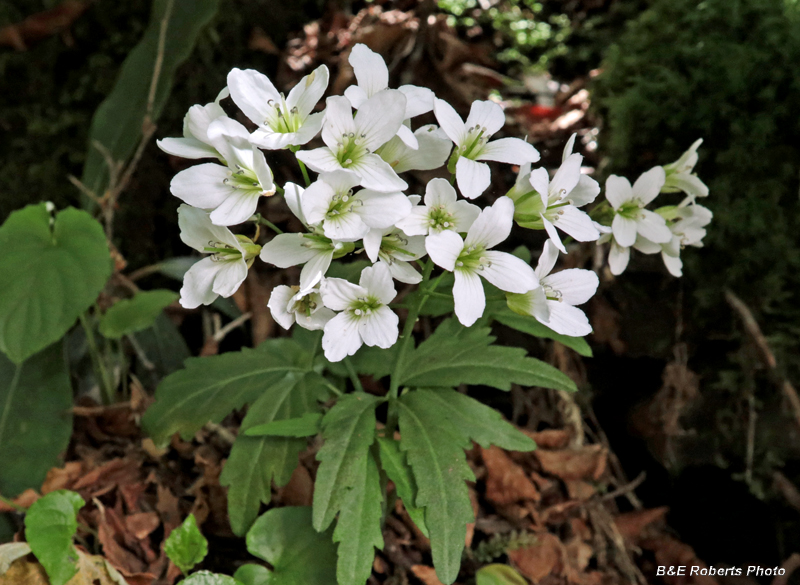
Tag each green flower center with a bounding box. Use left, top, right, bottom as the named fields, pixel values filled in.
left=349, top=295, right=382, bottom=318
left=337, top=133, right=369, bottom=168
left=617, top=200, right=644, bottom=219
left=325, top=190, right=361, bottom=219
left=455, top=244, right=489, bottom=272
left=266, top=95, right=302, bottom=134
left=224, top=165, right=263, bottom=192
left=428, top=204, right=457, bottom=231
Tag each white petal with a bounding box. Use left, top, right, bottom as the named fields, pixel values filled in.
left=286, top=64, right=330, bottom=118
left=425, top=178, right=456, bottom=207
left=178, top=204, right=238, bottom=253
left=323, top=211, right=369, bottom=242
left=549, top=153, right=582, bottom=200
left=453, top=270, right=485, bottom=327
left=465, top=196, right=514, bottom=249
left=296, top=306, right=335, bottom=331
left=632, top=166, right=666, bottom=205
left=562, top=133, right=576, bottom=162
left=426, top=230, right=463, bottom=271
left=185, top=102, right=226, bottom=144
left=358, top=306, right=399, bottom=348
left=568, top=175, right=600, bottom=207
left=209, top=189, right=263, bottom=226
left=157, top=137, right=217, bottom=159
left=321, top=169, right=362, bottom=193
left=259, top=233, right=317, bottom=268
left=399, top=85, right=434, bottom=118
left=322, top=312, right=363, bottom=362
left=433, top=98, right=466, bottom=145
left=344, top=85, right=368, bottom=109
left=545, top=302, right=592, bottom=337
left=359, top=262, right=396, bottom=305
left=207, top=116, right=251, bottom=143
left=357, top=190, right=412, bottom=229
left=633, top=235, right=662, bottom=254
left=363, top=228, right=384, bottom=262
left=604, top=175, right=633, bottom=209
left=321, top=278, right=364, bottom=310
left=348, top=153, right=408, bottom=192
left=180, top=257, right=220, bottom=309
left=355, top=89, right=407, bottom=152
left=170, top=164, right=232, bottom=209
left=535, top=240, right=559, bottom=280
left=662, top=252, right=683, bottom=277
left=507, top=287, right=550, bottom=323
left=542, top=215, right=566, bottom=253
left=296, top=147, right=344, bottom=174
left=552, top=206, right=600, bottom=242
left=612, top=215, right=637, bottom=247
left=528, top=167, right=550, bottom=208
left=396, top=124, right=419, bottom=150
left=385, top=127, right=452, bottom=173
left=321, top=96, right=357, bottom=150
left=544, top=268, right=598, bottom=306
left=636, top=209, right=672, bottom=244
left=451, top=201, right=481, bottom=233
left=212, top=259, right=248, bottom=297
left=476, top=137, right=539, bottom=165
left=465, top=100, right=505, bottom=136
left=608, top=242, right=630, bottom=275
left=481, top=251, right=538, bottom=293
left=284, top=182, right=306, bottom=224
left=349, top=44, right=389, bottom=98
left=292, top=111, right=325, bottom=144
left=268, top=285, right=297, bottom=329
left=395, top=207, right=432, bottom=236
left=666, top=172, right=709, bottom=198
left=252, top=148, right=275, bottom=192
left=301, top=179, right=336, bottom=226
left=385, top=259, right=422, bottom=284
left=455, top=157, right=491, bottom=200
left=227, top=68, right=281, bottom=127
left=299, top=250, right=333, bottom=289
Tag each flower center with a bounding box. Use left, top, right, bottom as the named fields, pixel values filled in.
left=617, top=200, right=644, bottom=219
left=336, top=132, right=368, bottom=168
left=223, top=165, right=263, bottom=192
left=379, top=232, right=410, bottom=263
left=349, top=295, right=381, bottom=318
left=265, top=94, right=301, bottom=134
left=428, top=204, right=457, bottom=231
left=460, top=125, right=488, bottom=160
left=290, top=291, right=321, bottom=317
left=325, top=190, right=362, bottom=219
left=542, top=283, right=563, bottom=302
left=455, top=244, right=490, bottom=272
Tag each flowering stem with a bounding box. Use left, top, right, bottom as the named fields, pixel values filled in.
left=257, top=216, right=284, bottom=234
left=79, top=312, right=115, bottom=405
left=289, top=146, right=312, bottom=187
left=344, top=357, right=364, bottom=393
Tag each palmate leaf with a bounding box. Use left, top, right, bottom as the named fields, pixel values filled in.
left=312, top=393, right=383, bottom=585
left=398, top=392, right=475, bottom=585
left=376, top=437, right=428, bottom=536
left=0, top=204, right=111, bottom=364
left=490, top=305, right=592, bottom=357
left=142, top=338, right=309, bottom=446
left=221, top=371, right=330, bottom=535
left=396, top=318, right=577, bottom=392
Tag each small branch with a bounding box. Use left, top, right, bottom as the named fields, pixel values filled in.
left=599, top=472, right=646, bottom=502
left=213, top=312, right=252, bottom=342
left=344, top=357, right=364, bottom=393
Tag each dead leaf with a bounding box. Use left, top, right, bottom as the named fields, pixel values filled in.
left=0, top=1, right=90, bottom=51
left=565, top=480, right=596, bottom=502
left=41, top=461, right=84, bottom=494
left=277, top=465, right=314, bottom=507
left=0, top=489, right=39, bottom=512
left=249, top=27, right=280, bottom=54
left=534, top=446, right=607, bottom=481
left=614, top=507, right=668, bottom=541
left=640, top=535, right=719, bottom=585
left=526, top=429, right=571, bottom=450
left=410, top=565, right=445, bottom=585
left=125, top=512, right=160, bottom=540
left=482, top=446, right=541, bottom=505
left=0, top=549, right=129, bottom=585
left=508, top=533, right=562, bottom=584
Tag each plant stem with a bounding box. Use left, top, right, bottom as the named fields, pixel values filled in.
left=0, top=494, right=24, bottom=512
left=385, top=260, right=443, bottom=433
left=79, top=312, right=115, bottom=405
left=343, top=358, right=364, bottom=393
left=290, top=146, right=312, bottom=187
left=258, top=216, right=284, bottom=234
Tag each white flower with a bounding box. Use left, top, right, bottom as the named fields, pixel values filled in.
left=662, top=139, right=709, bottom=200
left=157, top=100, right=228, bottom=160
left=506, top=240, right=598, bottom=337
left=426, top=196, right=539, bottom=326
left=301, top=171, right=412, bottom=242
left=227, top=65, right=329, bottom=149
left=378, top=124, right=452, bottom=173
left=297, top=91, right=409, bottom=193
left=169, top=117, right=276, bottom=226
left=344, top=43, right=435, bottom=148
left=268, top=282, right=335, bottom=331
left=363, top=226, right=427, bottom=284
left=321, top=263, right=399, bottom=362
left=606, top=167, right=672, bottom=247
left=606, top=238, right=631, bottom=276
left=634, top=203, right=713, bottom=277
left=259, top=232, right=351, bottom=290
left=177, top=205, right=259, bottom=309
left=433, top=98, right=540, bottom=199
left=395, top=178, right=480, bottom=238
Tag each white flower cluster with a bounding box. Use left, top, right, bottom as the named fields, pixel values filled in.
left=158, top=44, right=710, bottom=361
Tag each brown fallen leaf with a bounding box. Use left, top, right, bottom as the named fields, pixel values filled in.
left=526, top=429, right=571, bottom=450
left=41, top=461, right=84, bottom=494
left=0, top=489, right=39, bottom=512
left=0, top=548, right=129, bottom=585
left=410, top=565, right=446, bottom=585
left=640, top=535, right=719, bottom=585
left=125, top=512, right=160, bottom=541
left=482, top=446, right=541, bottom=505
left=508, top=532, right=562, bottom=584
left=0, top=1, right=91, bottom=51
left=277, top=464, right=314, bottom=507
left=565, top=480, right=596, bottom=502
left=614, top=507, right=669, bottom=541
left=534, top=445, right=607, bottom=482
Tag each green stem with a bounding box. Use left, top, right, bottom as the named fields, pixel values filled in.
left=0, top=494, right=24, bottom=512
left=290, top=146, right=312, bottom=187
left=258, top=216, right=284, bottom=234
left=275, top=183, right=285, bottom=195
left=343, top=358, right=364, bottom=393
left=79, top=312, right=115, bottom=405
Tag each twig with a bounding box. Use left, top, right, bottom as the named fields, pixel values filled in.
left=213, top=312, right=252, bottom=342
left=126, top=333, right=156, bottom=372
left=599, top=472, right=646, bottom=502
left=71, top=402, right=132, bottom=416
left=725, top=289, right=800, bottom=429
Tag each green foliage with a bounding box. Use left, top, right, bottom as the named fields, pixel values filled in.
left=237, top=507, right=336, bottom=585
left=221, top=371, right=330, bottom=535
left=592, top=0, right=800, bottom=320
left=81, top=0, right=220, bottom=199
left=490, top=306, right=592, bottom=357
left=398, top=391, right=475, bottom=584
left=396, top=317, right=577, bottom=392
left=0, top=343, right=73, bottom=497
left=99, top=289, right=178, bottom=339
left=476, top=564, right=528, bottom=585
left=181, top=571, right=243, bottom=585
left=0, top=204, right=111, bottom=364
left=376, top=438, right=428, bottom=536
left=312, top=393, right=383, bottom=584
left=24, top=490, right=85, bottom=585
left=164, top=514, right=208, bottom=574
left=471, top=531, right=538, bottom=563
left=142, top=338, right=310, bottom=445
left=245, top=412, right=323, bottom=437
